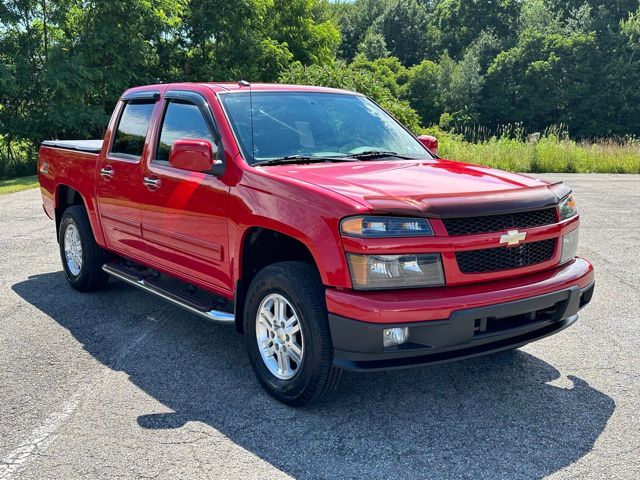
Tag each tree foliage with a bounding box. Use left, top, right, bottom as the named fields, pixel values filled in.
left=334, top=0, right=390, bottom=61
left=357, top=31, right=389, bottom=61
left=2, top=0, right=640, bottom=177
left=375, top=0, right=430, bottom=66
left=430, top=0, right=521, bottom=60
left=280, top=60, right=421, bottom=131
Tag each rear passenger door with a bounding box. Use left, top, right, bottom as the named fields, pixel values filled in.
left=96, top=91, right=159, bottom=260
left=139, top=90, right=232, bottom=296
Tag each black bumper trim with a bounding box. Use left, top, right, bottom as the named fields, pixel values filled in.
left=330, top=282, right=594, bottom=371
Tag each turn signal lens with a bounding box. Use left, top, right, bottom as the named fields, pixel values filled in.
left=347, top=253, right=444, bottom=290
left=559, top=195, right=578, bottom=220
left=560, top=229, right=579, bottom=264
left=341, top=216, right=434, bottom=238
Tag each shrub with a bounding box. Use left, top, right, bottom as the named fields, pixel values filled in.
left=0, top=137, right=37, bottom=179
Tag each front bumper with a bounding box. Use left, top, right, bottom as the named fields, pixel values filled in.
left=328, top=258, right=594, bottom=371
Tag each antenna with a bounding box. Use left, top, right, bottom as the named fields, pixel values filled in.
left=238, top=80, right=255, bottom=163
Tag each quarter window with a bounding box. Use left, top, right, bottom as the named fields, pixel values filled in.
left=111, top=101, right=155, bottom=158
left=156, top=101, right=215, bottom=163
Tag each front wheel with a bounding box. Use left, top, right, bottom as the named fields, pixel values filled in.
left=58, top=205, right=111, bottom=292
left=244, top=262, right=342, bottom=407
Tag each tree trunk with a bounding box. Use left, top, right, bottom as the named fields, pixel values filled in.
left=42, top=0, right=49, bottom=60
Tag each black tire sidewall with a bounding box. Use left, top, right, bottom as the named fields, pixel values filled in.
left=59, top=210, right=85, bottom=285
left=244, top=263, right=330, bottom=404
left=58, top=205, right=109, bottom=291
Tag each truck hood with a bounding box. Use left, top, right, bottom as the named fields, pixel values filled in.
left=266, top=159, right=569, bottom=217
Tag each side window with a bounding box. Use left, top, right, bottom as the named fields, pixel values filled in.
left=156, top=100, right=215, bottom=163
left=111, top=101, right=155, bottom=158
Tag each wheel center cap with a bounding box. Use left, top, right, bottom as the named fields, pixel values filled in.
left=276, top=329, right=286, bottom=342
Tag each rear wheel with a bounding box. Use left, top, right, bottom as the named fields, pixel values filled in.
left=244, top=262, right=342, bottom=407
left=59, top=205, right=111, bottom=291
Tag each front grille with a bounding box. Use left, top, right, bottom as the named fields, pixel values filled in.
left=443, top=208, right=557, bottom=236
left=456, top=239, right=556, bottom=274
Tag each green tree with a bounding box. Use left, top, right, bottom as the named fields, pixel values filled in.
left=465, top=30, right=504, bottom=73
left=405, top=60, right=442, bottom=125
left=350, top=55, right=407, bottom=97
left=334, top=0, right=390, bottom=61
left=268, top=0, right=340, bottom=66
left=375, top=0, right=430, bottom=66
left=547, top=0, right=639, bottom=29
left=431, top=0, right=521, bottom=59
left=280, top=61, right=421, bottom=131
left=587, top=6, right=640, bottom=136
left=519, top=0, right=563, bottom=35
left=621, top=6, right=640, bottom=61
left=481, top=30, right=598, bottom=135
left=440, top=50, right=484, bottom=126
left=185, top=0, right=281, bottom=80
left=357, top=31, right=389, bottom=60
left=2, top=0, right=640, bottom=180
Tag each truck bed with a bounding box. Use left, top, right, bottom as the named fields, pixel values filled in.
left=41, top=139, right=103, bottom=153
left=38, top=141, right=102, bottom=230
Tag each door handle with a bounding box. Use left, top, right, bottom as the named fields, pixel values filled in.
left=100, top=166, right=114, bottom=179
left=143, top=176, right=161, bottom=189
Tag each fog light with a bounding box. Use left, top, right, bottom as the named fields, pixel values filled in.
left=383, top=327, right=409, bottom=348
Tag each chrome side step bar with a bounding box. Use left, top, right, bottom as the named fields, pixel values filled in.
left=102, top=264, right=235, bottom=325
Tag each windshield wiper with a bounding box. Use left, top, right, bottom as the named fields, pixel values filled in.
left=346, top=151, right=415, bottom=161
left=253, top=155, right=357, bottom=167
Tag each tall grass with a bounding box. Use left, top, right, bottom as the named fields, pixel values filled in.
left=425, top=126, right=640, bottom=174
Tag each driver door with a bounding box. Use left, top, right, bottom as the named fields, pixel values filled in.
left=139, top=90, right=232, bottom=296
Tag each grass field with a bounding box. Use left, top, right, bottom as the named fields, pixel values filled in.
left=431, top=130, right=640, bottom=174
left=0, top=175, right=39, bottom=195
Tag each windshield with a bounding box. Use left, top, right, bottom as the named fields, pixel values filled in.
left=219, top=91, right=431, bottom=165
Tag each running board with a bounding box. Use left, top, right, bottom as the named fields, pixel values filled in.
left=102, top=264, right=235, bottom=325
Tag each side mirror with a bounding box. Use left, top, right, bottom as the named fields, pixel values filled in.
left=417, top=135, right=438, bottom=156
left=169, top=139, right=215, bottom=173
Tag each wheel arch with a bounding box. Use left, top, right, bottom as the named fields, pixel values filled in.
left=234, top=226, right=321, bottom=333
left=54, top=184, right=105, bottom=246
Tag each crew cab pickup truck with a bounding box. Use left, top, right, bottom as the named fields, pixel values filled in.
left=38, top=82, right=594, bottom=406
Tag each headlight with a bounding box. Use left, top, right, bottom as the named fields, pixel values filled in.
left=559, top=195, right=578, bottom=220
left=346, top=253, right=445, bottom=290
left=341, top=216, right=434, bottom=238
left=560, top=229, right=579, bottom=264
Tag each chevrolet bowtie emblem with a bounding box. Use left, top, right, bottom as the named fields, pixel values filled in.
left=500, top=230, right=527, bottom=246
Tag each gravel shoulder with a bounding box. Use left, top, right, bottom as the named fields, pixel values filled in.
left=1, top=174, right=638, bottom=479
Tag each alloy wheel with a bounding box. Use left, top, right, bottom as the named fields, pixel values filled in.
left=63, top=223, right=83, bottom=276
left=255, top=293, right=304, bottom=380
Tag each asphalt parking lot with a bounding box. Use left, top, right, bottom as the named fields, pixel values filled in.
left=1, top=174, right=639, bottom=480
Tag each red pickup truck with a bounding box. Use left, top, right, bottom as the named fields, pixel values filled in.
left=38, top=82, right=594, bottom=406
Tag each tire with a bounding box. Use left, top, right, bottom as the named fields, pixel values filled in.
left=58, top=205, right=111, bottom=292
left=243, top=261, right=342, bottom=407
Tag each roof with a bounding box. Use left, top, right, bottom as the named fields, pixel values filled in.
left=204, top=83, right=357, bottom=95
left=122, top=82, right=358, bottom=98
